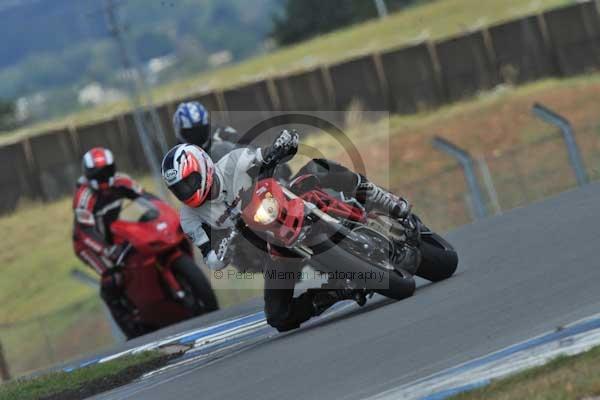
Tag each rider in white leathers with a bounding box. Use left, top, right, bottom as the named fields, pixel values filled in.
left=162, top=130, right=410, bottom=331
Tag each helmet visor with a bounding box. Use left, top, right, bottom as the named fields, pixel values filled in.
left=88, top=164, right=116, bottom=184
left=170, top=172, right=202, bottom=203
left=180, top=125, right=211, bottom=148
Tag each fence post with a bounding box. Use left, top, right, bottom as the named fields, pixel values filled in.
left=432, top=136, right=489, bottom=219
left=532, top=103, right=588, bottom=186
left=477, top=156, right=502, bottom=215
left=0, top=339, right=10, bottom=382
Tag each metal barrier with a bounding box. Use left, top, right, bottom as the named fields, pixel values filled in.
left=432, top=136, right=489, bottom=219
left=532, top=103, right=589, bottom=186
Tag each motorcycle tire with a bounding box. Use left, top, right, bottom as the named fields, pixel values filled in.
left=172, top=255, right=219, bottom=314
left=417, top=235, right=458, bottom=282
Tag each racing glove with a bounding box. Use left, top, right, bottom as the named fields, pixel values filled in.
left=262, top=129, right=299, bottom=166
left=206, top=250, right=226, bottom=271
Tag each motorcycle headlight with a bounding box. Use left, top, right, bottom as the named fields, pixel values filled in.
left=254, top=196, right=279, bottom=225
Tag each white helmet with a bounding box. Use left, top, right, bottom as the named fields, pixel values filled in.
left=161, top=144, right=215, bottom=207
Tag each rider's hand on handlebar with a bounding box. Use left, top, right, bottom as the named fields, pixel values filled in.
left=263, top=129, right=299, bottom=166
left=206, top=250, right=226, bottom=271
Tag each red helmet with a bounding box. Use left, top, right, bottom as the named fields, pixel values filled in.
left=161, top=144, right=215, bottom=207
left=82, top=147, right=116, bottom=190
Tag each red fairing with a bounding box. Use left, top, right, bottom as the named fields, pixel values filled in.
left=242, top=178, right=367, bottom=248
left=242, top=179, right=305, bottom=247
left=301, top=189, right=367, bottom=223
left=110, top=198, right=194, bottom=326
left=111, top=200, right=184, bottom=253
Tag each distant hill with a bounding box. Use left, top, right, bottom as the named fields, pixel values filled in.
left=0, top=0, right=279, bottom=101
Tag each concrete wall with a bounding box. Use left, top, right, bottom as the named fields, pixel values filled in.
left=222, top=81, right=277, bottom=134
left=76, top=119, right=137, bottom=172
left=435, top=31, right=498, bottom=101
left=329, top=55, right=387, bottom=110
left=489, top=15, right=556, bottom=83
left=380, top=43, right=442, bottom=113
left=0, top=1, right=598, bottom=212
left=543, top=1, right=600, bottom=76
left=275, top=68, right=333, bottom=110
left=0, top=142, right=36, bottom=212
left=28, top=129, right=79, bottom=201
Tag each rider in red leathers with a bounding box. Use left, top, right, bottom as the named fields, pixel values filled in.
left=72, top=147, right=144, bottom=328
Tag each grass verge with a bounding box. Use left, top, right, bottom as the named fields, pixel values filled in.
left=451, top=345, right=600, bottom=400
left=0, top=350, right=176, bottom=400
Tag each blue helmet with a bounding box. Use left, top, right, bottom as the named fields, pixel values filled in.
left=173, top=101, right=211, bottom=148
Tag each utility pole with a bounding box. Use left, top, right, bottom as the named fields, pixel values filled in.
left=104, top=0, right=168, bottom=196
left=374, top=0, right=389, bottom=18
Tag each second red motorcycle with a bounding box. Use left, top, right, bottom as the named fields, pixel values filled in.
left=109, top=196, right=218, bottom=339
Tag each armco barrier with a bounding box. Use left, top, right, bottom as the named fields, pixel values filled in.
left=435, top=31, right=499, bottom=101
left=543, top=1, right=600, bottom=76
left=380, top=43, right=442, bottom=113
left=489, top=15, right=556, bottom=83
left=275, top=68, right=333, bottom=110
left=329, top=54, right=387, bottom=110
left=28, top=129, right=79, bottom=201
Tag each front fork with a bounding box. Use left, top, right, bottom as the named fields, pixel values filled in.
left=158, top=250, right=186, bottom=301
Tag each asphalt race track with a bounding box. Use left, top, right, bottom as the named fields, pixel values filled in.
left=91, top=182, right=600, bottom=400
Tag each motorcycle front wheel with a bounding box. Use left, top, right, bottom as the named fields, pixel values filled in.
left=172, top=256, right=220, bottom=315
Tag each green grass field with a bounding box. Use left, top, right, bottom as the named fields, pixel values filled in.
left=0, top=0, right=571, bottom=145
left=0, top=351, right=165, bottom=400
left=451, top=345, right=600, bottom=399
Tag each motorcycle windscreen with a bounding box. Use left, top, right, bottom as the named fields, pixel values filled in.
left=118, top=198, right=159, bottom=222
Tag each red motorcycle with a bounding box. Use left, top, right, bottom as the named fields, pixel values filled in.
left=219, top=167, right=458, bottom=302
left=110, top=196, right=218, bottom=339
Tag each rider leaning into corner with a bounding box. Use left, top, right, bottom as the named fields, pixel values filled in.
left=161, top=130, right=411, bottom=332
left=72, top=147, right=144, bottom=329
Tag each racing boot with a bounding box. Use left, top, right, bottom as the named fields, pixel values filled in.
left=310, top=288, right=367, bottom=316
left=356, top=177, right=410, bottom=220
